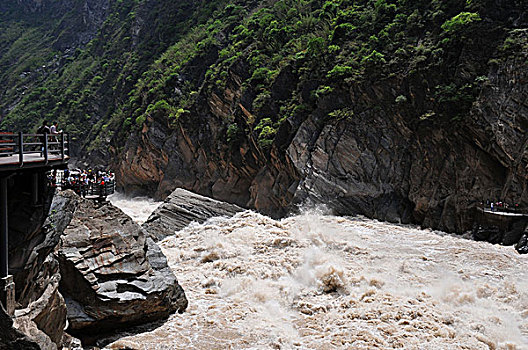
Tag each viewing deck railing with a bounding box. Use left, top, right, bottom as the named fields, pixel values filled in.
left=62, top=179, right=116, bottom=199
left=0, top=132, right=70, bottom=167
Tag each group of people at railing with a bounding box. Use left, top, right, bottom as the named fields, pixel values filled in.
left=0, top=121, right=69, bottom=158
left=481, top=199, right=521, bottom=213
left=50, top=168, right=115, bottom=199
left=37, top=120, right=64, bottom=156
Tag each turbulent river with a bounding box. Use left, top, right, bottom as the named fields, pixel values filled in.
left=106, top=196, right=528, bottom=350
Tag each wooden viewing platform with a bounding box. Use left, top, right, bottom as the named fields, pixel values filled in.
left=0, top=132, right=70, bottom=172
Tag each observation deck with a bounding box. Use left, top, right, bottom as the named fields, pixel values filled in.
left=0, top=132, right=70, bottom=172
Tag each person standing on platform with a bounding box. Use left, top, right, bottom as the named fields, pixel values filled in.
left=49, top=122, right=62, bottom=152
left=36, top=121, right=50, bottom=156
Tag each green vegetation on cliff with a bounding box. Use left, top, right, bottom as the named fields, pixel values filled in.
left=0, top=0, right=524, bottom=160
left=0, top=0, right=232, bottom=153
left=109, top=0, right=511, bottom=153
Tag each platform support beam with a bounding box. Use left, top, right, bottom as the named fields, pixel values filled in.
left=32, top=172, right=39, bottom=205
left=0, top=176, right=14, bottom=315
left=0, top=177, right=7, bottom=279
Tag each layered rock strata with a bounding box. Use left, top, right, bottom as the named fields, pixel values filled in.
left=12, top=190, right=78, bottom=349
left=115, top=30, right=528, bottom=239
left=5, top=174, right=78, bottom=349
left=56, top=196, right=188, bottom=335
left=143, top=188, right=244, bottom=242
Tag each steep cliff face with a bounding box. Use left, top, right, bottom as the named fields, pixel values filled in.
left=4, top=172, right=76, bottom=349
left=288, top=32, right=528, bottom=233
left=114, top=2, right=528, bottom=233
left=1, top=0, right=527, bottom=235
left=0, top=0, right=230, bottom=162
left=0, top=0, right=111, bottom=131
left=11, top=0, right=110, bottom=49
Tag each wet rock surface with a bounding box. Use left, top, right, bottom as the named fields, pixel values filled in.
left=515, top=232, right=528, bottom=254
left=143, top=188, right=244, bottom=241
left=56, top=196, right=188, bottom=335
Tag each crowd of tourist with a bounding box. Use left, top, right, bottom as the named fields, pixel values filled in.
left=59, top=168, right=115, bottom=198
left=482, top=199, right=521, bottom=213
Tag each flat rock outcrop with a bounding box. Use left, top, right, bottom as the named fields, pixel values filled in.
left=56, top=196, right=187, bottom=335
left=143, top=188, right=244, bottom=241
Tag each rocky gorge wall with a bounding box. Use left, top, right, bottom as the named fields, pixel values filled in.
left=114, top=27, right=528, bottom=235
left=1, top=171, right=68, bottom=349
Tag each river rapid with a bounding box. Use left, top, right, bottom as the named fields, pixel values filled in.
left=106, top=197, right=528, bottom=350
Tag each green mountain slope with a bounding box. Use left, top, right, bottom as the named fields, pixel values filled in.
left=0, top=0, right=231, bottom=155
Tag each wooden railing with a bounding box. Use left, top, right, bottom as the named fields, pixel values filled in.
left=0, top=132, right=70, bottom=166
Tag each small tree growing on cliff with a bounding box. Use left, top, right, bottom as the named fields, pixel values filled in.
left=441, top=12, right=481, bottom=36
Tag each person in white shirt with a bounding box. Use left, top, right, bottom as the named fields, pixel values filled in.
left=50, top=122, right=61, bottom=134
left=49, top=122, right=62, bottom=151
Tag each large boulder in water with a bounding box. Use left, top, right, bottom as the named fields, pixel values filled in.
left=143, top=188, right=244, bottom=241
left=56, top=196, right=187, bottom=336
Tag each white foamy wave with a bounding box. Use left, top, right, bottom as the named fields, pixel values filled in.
left=106, top=209, right=528, bottom=350
left=108, top=192, right=162, bottom=224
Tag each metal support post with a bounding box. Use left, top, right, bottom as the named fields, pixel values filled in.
left=0, top=177, right=14, bottom=315
left=0, top=177, right=8, bottom=278
left=32, top=172, right=39, bottom=205
left=18, top=132, right=23, bottom=166
left=60, top=132, right=65, bottom=161
left=43, top=133, right=49, bottom=164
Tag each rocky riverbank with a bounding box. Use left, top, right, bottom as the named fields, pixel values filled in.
left=2, top=189, right=187, bottom=349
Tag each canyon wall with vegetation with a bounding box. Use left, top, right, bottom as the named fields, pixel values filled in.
left=1, top=0, right=527, bottom=232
